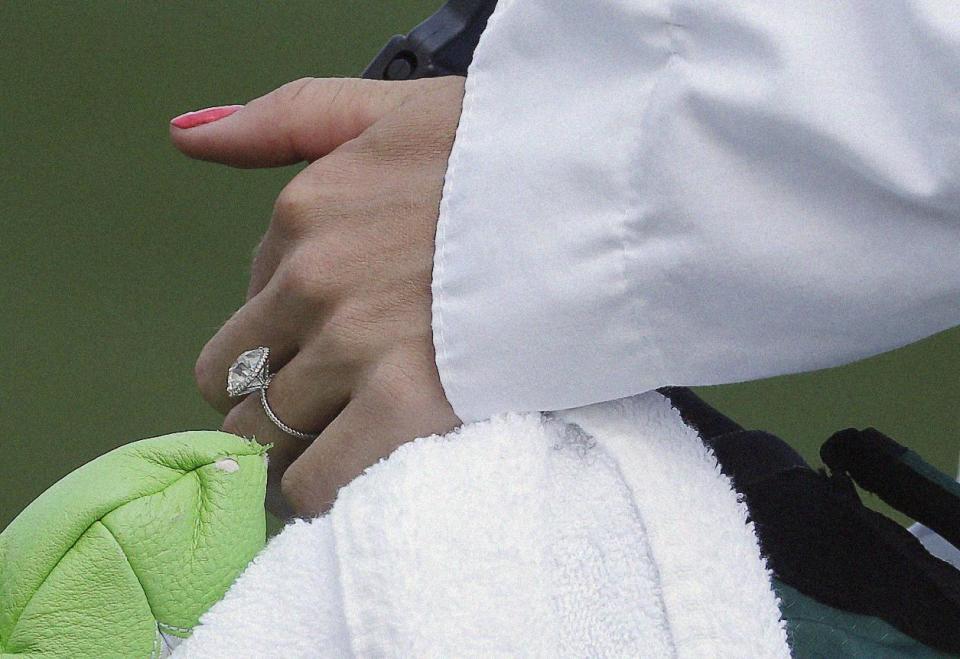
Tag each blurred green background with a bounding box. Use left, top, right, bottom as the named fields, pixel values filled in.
left=1, top=2, right=957, bottom=531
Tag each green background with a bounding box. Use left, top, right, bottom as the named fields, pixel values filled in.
left=2, top=2, right=957, bottom=531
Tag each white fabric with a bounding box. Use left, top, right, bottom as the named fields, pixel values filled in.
left=911, top=522, right=960, bottom=570
left=175, top=392, right=789, bottom=657
left=909, top=462, right=960, bottom=570
left=432, top=0, right=960, bottom=422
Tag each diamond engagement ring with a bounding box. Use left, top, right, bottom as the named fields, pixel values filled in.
left=227, top=347, right=272, bottom=397
left=226, top=347, right=316, bottom=441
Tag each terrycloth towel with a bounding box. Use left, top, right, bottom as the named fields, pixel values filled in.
left=175, top=391, right=790, bottom=658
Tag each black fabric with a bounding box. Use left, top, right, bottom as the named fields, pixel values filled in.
left=656, top=386, right=960, bottom=654
left=822, top=427, right=960, bottom=552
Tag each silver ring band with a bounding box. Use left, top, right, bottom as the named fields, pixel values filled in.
left=226, top=346, right=316, bottom=441
left=259, top=388, right=316, bottom=441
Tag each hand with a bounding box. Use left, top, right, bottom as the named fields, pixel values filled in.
left=170, top=77, right=465, bottom=518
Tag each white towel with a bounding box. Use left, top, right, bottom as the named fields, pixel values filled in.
left=175, top=391, right=789, bottom=658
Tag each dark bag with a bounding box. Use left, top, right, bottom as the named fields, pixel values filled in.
left=659, top=387, right=960, bottom=657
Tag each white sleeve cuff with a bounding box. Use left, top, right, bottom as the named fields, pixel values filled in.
left=433, top=0, right=960, bottom=423
left=432, top=0, right=674, bottom=422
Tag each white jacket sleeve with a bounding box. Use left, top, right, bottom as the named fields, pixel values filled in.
left=431, top=0, right=960, bottom=423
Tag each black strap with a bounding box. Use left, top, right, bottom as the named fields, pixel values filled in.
left=822, top=427, right=960, bottom=553
left=658, top=386, right=960, bottom=654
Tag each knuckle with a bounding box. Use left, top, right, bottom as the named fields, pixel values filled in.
left=277, top=77, right=318, bottom=106
left=275, top=249, right=331, bottom=302
left=275, top=230, right=362, bottom=304
left=275, top=264, right=315, bottom=302
left=272, top=182, right=307, bottom=216
left=271, top=181, right=317, bottom=235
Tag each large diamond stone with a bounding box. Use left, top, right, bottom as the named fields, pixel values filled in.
left=226, top=347, right=270, bottom=397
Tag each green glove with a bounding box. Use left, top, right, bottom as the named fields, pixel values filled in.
left=0, top=431, right=268, bottom=658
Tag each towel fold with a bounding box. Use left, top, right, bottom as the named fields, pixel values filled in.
left=175, top=391, right=789, bottom=658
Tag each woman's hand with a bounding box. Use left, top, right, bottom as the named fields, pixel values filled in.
left=170, top=76, right=465, bottom=518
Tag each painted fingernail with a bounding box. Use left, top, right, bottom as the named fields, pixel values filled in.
left=170, top=104, right=244, bottom=129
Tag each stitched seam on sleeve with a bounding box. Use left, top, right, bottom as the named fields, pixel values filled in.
left=432, top=0, right=515, bottom=422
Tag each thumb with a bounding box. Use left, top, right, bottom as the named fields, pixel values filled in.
left=169, top=77, right=415, bottom=168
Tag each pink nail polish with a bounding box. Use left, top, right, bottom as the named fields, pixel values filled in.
left=170, top=104, right=244, bottom=129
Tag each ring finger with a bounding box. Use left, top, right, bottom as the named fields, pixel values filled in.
left=222, top=349, right=352, bottom=517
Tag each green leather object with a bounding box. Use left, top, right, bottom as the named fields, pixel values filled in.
left=0, top=432, right=268, bottom=658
